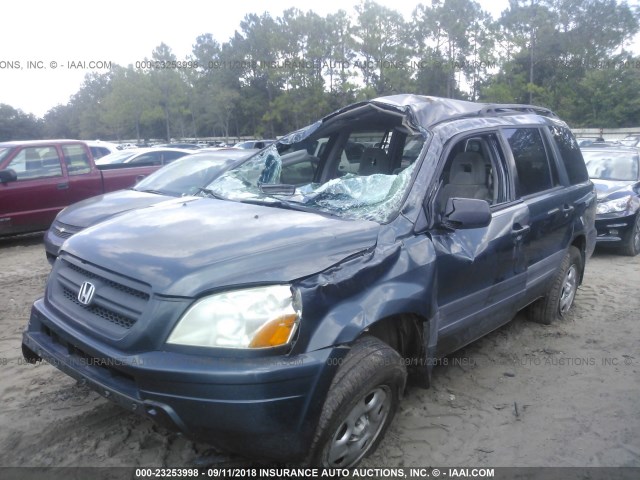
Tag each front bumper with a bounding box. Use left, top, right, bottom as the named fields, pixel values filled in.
left=595, top=212, right=636, bottom=244
left=23, top=298, right=336, bottom=462
left=43, top=228, right=64, bottom=264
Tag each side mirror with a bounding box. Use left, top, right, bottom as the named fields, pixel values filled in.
left=0, top=169, right=17, bottom=183
left=442, top=197, right=491, bottom=229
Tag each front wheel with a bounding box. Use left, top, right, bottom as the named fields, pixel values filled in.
left=529, top=246, right=582, bottom=325
left=620, top=213, right=640, bottom=256
left=306, top=336, right=407, bottom=468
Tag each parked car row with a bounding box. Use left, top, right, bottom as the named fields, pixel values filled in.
left=96, top=147, right=192, bottom=167
left=233, top=139, right=276, bottom=149
left=22, top=95, right=598, bottom=467
left=0, top=140, right=163, bottom=236
left=44, top=149, right=256, bottom=263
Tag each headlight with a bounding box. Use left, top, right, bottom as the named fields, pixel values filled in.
left=596, top=196, right=631, bottom=214
left=167, top=285, right=301, bottom=349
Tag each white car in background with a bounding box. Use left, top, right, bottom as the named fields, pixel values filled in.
left=84, top=140, right=120, bottom=159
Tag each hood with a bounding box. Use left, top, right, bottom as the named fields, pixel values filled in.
left=62, top=198, right=380, bottom=296
left=592, top=179, right=636, bottom=201
left=58, top=190, right=169, bottom=228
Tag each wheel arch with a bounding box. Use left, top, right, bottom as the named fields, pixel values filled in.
left=363, top=313, right=426, bottom=364
left=570, top=234, right=587, bottom=284
left=355, top=312, right=436, bottom=388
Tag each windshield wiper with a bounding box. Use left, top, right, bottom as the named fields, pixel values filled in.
left=136, top=189, right=167, bottom=195
left=240, top=194, right=340, bottom=217
left=197, top=187, right=227, bottom=200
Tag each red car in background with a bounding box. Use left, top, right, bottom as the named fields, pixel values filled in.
left=0, top=139, right=165, bottom=236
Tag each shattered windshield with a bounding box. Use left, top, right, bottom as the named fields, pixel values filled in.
left=205, top=124, right=425, bottom=223
left=583, top=150, right=639, bottom=181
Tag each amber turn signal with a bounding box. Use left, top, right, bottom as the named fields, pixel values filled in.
left=248, top=314, right=298, bottom=348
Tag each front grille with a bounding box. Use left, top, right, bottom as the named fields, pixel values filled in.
left=62, top=286, right=136, bottom=329
left=52, top=221, right=82, bottom=239
left=65, top=262, right=149, bottom=301
left=52, top=257, right=150, bottom=332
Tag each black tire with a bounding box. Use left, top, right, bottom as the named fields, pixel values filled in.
left=306, top=336, right=407, bottom=468
left=620, top=213, right=640, bottom=256
left=529, top=246, right=582, bottom=325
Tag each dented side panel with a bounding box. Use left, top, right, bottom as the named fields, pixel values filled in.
left=431, top=202, right=530, bottom=355
left=294, top=224, right=437, bottom=354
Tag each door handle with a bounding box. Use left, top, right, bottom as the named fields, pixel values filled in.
left=511, top=224, right=530, bottom=240
left=548, top=205, right=574, bottom=217
left=561, top=205, right=575, bottom=215
left=57, top=182, right=69, bottom=190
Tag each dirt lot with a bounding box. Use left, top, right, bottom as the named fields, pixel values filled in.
left=0, top=234, right=638, bottom=468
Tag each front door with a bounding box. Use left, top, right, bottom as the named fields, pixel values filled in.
left=0, top=145, right=68, bottom=235
left=430, top=131, right=529, bottom=356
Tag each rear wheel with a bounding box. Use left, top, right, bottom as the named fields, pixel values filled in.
left=529, top=246, right=582, bottom=325
left=307, top=336, right=407, bottom=468
left=620, top=213, right=640, bottom=256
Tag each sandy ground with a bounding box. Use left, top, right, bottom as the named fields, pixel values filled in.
left=0, top=234, right=638, bottom=468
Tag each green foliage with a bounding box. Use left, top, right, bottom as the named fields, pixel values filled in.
left=0, top=104, right=42, bottom=141
left=483, top=0, right=640, bottom=111
left=568, top=57, right=640, bottom=127
left=5, top=0, right=639, bottom=141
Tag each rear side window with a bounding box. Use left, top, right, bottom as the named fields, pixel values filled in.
left=503, top=128, right=557, bottom=196
left=549, top=126, right=589, bottom=184
left=62, top=144, right=91, bottom=175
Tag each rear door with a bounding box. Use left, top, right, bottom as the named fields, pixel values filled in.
left=0, top=145, right=68, bottom=234
left=501, top=126, right=581, bottom=304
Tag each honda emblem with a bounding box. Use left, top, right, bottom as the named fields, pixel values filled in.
left=77, top=281, right=96, bottom=306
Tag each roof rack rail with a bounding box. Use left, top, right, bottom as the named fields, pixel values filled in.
left=427, top=103, right=559, bottom=129
left=478, top=104, right=558, bottom=118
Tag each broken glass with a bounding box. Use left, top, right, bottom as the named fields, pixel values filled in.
left=206, top=116, right=423, bottom=223
left=292, top=165, right=416, bottom=222
left=208, top=143, right=417, bottom=223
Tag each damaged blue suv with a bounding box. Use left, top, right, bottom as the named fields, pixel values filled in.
left=22, top=95, right=596, bottom=467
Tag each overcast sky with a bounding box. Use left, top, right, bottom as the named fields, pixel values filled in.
left=1, top=0, right=638, bottom=117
